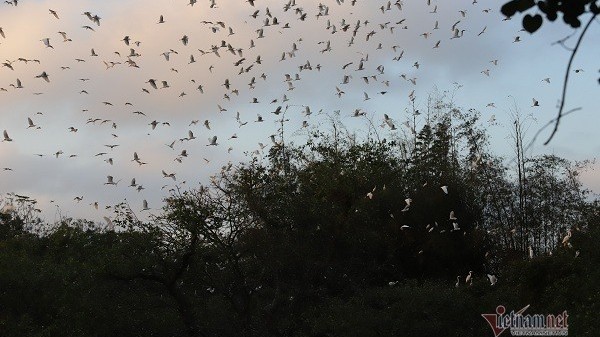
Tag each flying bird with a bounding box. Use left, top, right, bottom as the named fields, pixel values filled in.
left=104, top=175, right=120, bottom=185
left=207, top=136, right=218, bottom=146
left=35, top=72, right=50, bottom=82
left=27, top=117, right=39, bottom=129
left=41, top=38, right=53, bottom=48
left=2, top=130, right=12, bottom=141
left=162, top=170, right=176, bottom=180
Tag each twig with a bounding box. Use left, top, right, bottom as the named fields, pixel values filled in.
left=527, top=107, right=582, bottom=152
left=544, top=13, right=598, bottom=145
left=551, top=31, right=576, bottom=51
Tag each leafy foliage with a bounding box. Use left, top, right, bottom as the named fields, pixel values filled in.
left=501, top=0, right=599, bottom=32
left=0, top=105, right=598, bottom=336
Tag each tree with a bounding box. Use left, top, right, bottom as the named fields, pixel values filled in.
left=1, top=95, right=598, bottom=336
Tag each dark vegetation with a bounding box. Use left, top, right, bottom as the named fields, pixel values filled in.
left=1, top=97, right=599, bottom=336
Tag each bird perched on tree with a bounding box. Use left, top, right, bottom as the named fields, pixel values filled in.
left=465, top=271, right=473, bottom=286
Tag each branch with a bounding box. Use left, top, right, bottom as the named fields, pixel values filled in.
left=544, top=13, right=598, bottom=145
left=551, top=32, right=576, bottom=52
left=526, top=107, right=582, bottom=152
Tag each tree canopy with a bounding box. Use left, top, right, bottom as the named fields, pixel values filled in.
left=1, top=97, right=598, bottom=337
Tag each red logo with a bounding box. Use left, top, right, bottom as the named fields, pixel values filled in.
left=481, top=305, right=530, bottom=337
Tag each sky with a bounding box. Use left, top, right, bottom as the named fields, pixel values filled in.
left=0, top=0, right=599, bottom=224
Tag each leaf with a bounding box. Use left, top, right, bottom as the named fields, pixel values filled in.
left=523, top=14, right=543, bottom=33
left=501, top=0, right=520, bottom=17
left=502, top=0, right=536, bottom=17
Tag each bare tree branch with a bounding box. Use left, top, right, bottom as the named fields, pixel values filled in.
left=544, top=13, right=598, bottom=145
left=527, top=107, right=582, bottom=152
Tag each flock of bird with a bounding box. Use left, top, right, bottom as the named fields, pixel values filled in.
left=0, top=0, right=564, bottom=224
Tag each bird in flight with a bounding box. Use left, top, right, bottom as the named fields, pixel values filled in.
left=41, top=38, right=53, bottom=48
left=207, top=136, right=218, bottom=146
left=35, top=72, right=50, bottom=82
left=2, top=130, right=12, bottom=142
left=104, top=176, right=120, bottom=186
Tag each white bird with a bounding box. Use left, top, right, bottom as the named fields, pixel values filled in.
left=3, top=130, right=13, bottom=141
left=41, top=38, right=53, bottom=48
left=27, top=117, right=38, bottom=129
left=162, top=170, right=176, bottom=181
left=132, top=152, right=142, bottom=163
left=11, top=78, right=23, bottom=89
left=487, top=274, right=497, bottom=286
left=465, top=271, right=473, bottom=285
left=35, top=71, right=50, bottom=82
left=146, top=79, right=158, bottom=89
left=452, top=222, right=461, bottom=231
left=161, top=52, right=172, bottom=61
left=49, top=9, right=59, bottom=19
left=455, top=276, right=460, bottom=287
left=451, top=28, right=460, bottom=39
left=529, top=245, right=534, bottom=259
left=104, top=175, right=119, bottom=185
left=441, top=185, right=448, bottom=194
